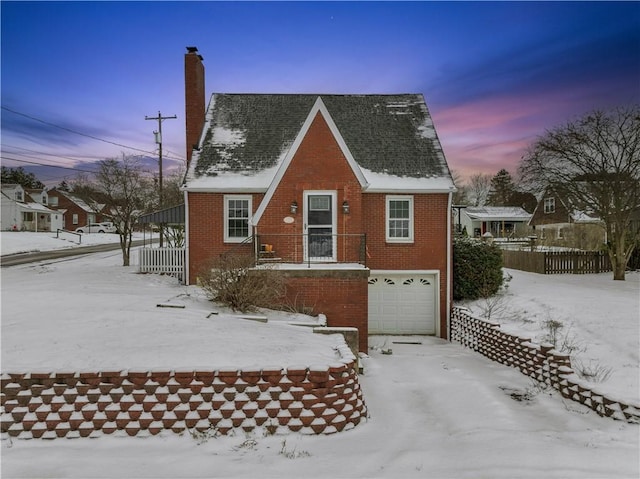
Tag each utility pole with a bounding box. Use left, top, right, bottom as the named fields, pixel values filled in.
left=145, top=111, right=177, bottom=247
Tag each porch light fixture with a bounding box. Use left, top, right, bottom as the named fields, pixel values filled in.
left=290, top=201, right=298, bottom=214
left=342, top=200, right=350, bottom=214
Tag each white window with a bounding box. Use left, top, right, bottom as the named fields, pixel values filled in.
left=72, top=214, right=79, bottom=225
left=386, top=196, right=414, bottom=243
left=224, top=195, right=252, bottom=243
left=544, top=197, right=555, bottom=214
left=15, top=191, right=23, bottom=201
left=49, top=196, right=58, bottom=207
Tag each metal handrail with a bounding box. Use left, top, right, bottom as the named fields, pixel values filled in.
left=255, top=233, right=367, bottom=268
left=56, top=228, right=82, bottom=244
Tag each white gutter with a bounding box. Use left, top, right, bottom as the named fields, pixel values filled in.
left=446, top=189, right=453, bottom=341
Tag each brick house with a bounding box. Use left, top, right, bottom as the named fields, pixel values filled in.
left=46, top=187, right=105, bottom=231
left=182, top=47, right=455, bottom=351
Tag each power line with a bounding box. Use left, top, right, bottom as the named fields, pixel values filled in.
left=1, top=156, right=99, bottom=174
left=2, top=143, right=98, bottom=163
left=1, top=149, right=87, bottom=168
left=2, top=106, right=167, bottom=157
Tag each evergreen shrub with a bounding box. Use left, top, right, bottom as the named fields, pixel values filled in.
left=453, top=237, right=504, bottom=300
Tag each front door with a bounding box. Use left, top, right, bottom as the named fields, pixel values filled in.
left=304, top=191, right=336, bottom=262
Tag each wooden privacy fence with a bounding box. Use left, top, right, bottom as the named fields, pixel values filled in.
left=502, top=250, right=611, bottom=274
left=139, top=247, right=185, bottom=281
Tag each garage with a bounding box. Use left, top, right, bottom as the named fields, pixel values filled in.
left=368, top=273, right=437, bottom=335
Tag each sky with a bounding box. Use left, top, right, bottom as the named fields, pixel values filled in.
left=1, top=1, right=639, bottom=187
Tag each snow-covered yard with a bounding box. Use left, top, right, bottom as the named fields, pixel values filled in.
left=1, top=232, right=638, bottom=478
left=461, top=269, right=640, bottom=404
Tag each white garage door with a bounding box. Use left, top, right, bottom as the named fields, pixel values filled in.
left=368, top=274, right=437, bottom=335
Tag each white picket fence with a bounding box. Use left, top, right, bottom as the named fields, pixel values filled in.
left=139, top=247, right=185, bottom=281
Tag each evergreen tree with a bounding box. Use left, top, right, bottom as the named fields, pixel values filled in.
left=486, top=169, right=515, bottom=206
left=1, top=166, right=45, bottom=189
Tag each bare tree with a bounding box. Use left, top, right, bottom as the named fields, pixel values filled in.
left=89, top=155, right=156, bottom=266
left=519, top=106, right=640, bottom=280
left=161, top=166, right=186, bottom=208
left=467, top=173, right=492, bottom=206
left=450, top=169, right=469, bottom=205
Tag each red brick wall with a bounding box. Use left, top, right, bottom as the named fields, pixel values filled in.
left=363, top=193, right=450, bottom=338
left=282, top=273, right=369, bottom=352
left=258, top=112, right=363, bottom=239
left=187, top=192, right=264, bottom=282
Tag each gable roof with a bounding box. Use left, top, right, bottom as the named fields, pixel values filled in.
left=530, top=186, right=600, bottom=224
left=1, top=184, right=24, bottom=195
left=50, top=188, right=95, bottom=213
left=184, top=93, right=454, bottom=193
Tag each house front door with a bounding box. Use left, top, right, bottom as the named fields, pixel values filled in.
left=304, top=191, right=336, bottom=262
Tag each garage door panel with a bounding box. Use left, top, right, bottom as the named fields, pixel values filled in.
left=368, top=274, right=436, bottom=335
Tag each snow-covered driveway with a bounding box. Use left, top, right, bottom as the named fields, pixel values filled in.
left=3, top=337, right=637, bottom=479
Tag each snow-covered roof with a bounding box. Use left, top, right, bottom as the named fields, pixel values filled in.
left=571, top=210, right=600, bottom=223
left=465, top=206, right=532, bottom=221
left=1, top=183, right=23, bottom=192
left=185, top=93, right=454, bottom=193
left=57, top=189, right=95, bottom=212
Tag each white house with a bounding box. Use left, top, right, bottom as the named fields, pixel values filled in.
left=459, top=206, right=532, bottom=238
left=1, top=184, right=64, bottom=232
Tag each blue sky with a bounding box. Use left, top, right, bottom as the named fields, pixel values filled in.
left=1, top=1, right=639, bottom=186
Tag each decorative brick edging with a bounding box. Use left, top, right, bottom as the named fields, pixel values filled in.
left=0, top=343, right=366, bottom=439
left=451, top=307, right=640, bottom=424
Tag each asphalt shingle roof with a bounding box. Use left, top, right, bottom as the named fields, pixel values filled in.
left=189, top=94, right=451, bottom=186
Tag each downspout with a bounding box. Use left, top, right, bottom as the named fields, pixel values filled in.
left=446, top=189, right=453, bottom=341
left=184, top=189, right=190, bottom=285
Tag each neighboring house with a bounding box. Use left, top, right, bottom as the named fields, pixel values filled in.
left=46, top=187, right=103, bottom=231
left=460, top=206, right=532, bottom=238
left=1, top=184, right=63, bottom=232
left=181, top=47, right=455, bottom=352
left=529, top=187, right=603, bottom=243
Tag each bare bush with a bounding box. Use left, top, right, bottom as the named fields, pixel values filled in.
left=541, top=317, right=564, bottom=348
left=573, top=359, right=613, bottom=383
left=198, top=254, right=286, bottom=312
left=477, top=274, right=513, bottom=321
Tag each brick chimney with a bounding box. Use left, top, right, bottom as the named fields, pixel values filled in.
left=184, top=46, right=205, bottom=166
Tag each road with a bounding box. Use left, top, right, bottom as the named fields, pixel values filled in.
left=0, top=239, right=157, bottom=267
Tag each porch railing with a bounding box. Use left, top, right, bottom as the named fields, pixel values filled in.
left=254, top=233, right=367, bottom=267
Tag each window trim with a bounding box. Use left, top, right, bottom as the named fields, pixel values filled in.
left=386, top=195, right=414, bottom=243
left=224, top=195, right=252, bottom=243
left=544, top=197, right=555, bottom=214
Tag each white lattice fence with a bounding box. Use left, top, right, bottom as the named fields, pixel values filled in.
left=139, top=247, right=185, bottom=281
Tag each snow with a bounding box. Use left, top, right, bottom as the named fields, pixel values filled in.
left=461, top=269, right=640, bottom=404
left=1, top=232, right=638, bottom=478
left=0, top=231, right=156, bottom=256
left=465, top=206, right=532, bottom=220
left=359, top=166, right=455, bottom=193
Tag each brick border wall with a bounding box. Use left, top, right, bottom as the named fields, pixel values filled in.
left=451, top=307, right=640, bottom=423
left=1, top=343, right=367, bottom=440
